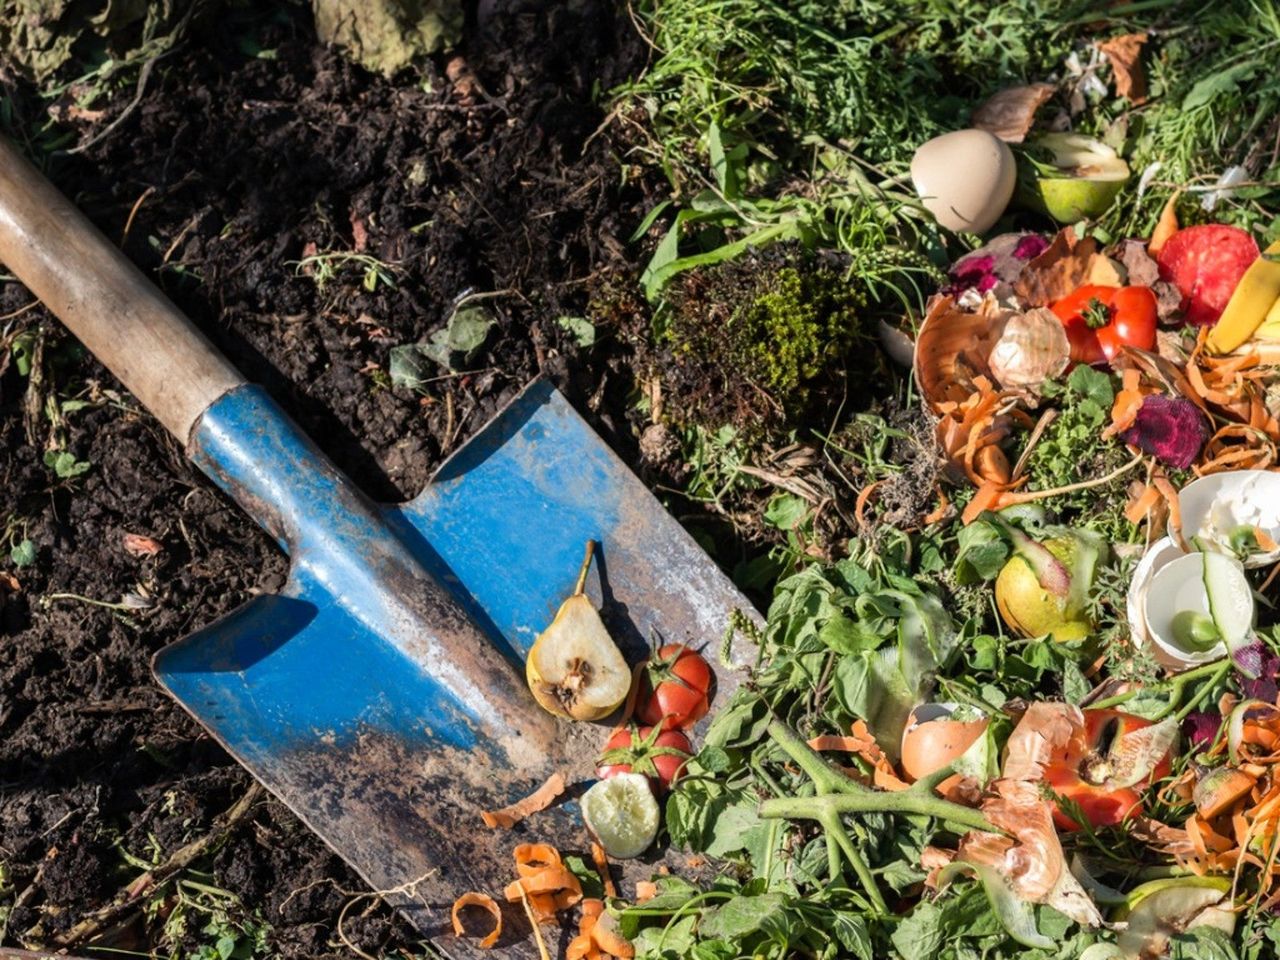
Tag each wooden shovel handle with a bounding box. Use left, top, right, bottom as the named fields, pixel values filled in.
left=0, top=137, right=244, bottom=444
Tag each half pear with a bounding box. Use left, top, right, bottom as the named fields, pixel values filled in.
left=525, top=541, right=632, bottom=720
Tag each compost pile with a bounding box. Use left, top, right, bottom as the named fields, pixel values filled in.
left=4, top=1, right=1280, bottom=959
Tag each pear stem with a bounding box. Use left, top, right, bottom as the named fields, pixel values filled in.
left=574, top=540, right=597, bottom=596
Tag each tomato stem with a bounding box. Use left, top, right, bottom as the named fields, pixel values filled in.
left=1082, top=297, right=1112, bottom=330
left=573, top=539, right=597, bottom=596
left=758, top=720, right=1004, bottom=915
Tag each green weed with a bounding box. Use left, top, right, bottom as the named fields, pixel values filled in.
left=291, top=251, right=401, bottom=292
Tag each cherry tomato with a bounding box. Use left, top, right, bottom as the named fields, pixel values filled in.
left=1042, top=708, right=1173, bottom=831
left=638, top=644, right=712, bottom=730
left=1051, top=285, right=1158, bottom=366
left=595, top=725, right=692, bottom=792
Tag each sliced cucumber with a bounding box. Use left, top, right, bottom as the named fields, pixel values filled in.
left=1116, top=880, right=1233, bottom=957
left=1201, top=551, right=1257, bottom=676
left=581, top=773, right=660, bottom=860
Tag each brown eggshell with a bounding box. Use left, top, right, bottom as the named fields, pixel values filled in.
left=900, top=705, right=989, bottom=784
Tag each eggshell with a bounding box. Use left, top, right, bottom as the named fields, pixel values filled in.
left=1126, top=536, right=1185, bottom=667
left=900, top=703, right=988, bottom=785
left=1177, top=470, right=1280, bottom=567
left=910, top=129, right=1016, bottom=234
left=1142, top=552, right=1235, bottom=669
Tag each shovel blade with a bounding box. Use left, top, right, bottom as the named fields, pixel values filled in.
left=156, top=381, right=755, bottom=956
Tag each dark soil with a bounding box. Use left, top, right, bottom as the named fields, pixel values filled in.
left=0, top=2, right=664, bottom=956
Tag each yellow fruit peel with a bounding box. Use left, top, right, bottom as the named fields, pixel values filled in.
left=1206, top=241, right=1280, bottom=354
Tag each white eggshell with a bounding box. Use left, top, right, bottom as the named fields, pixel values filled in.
left=910, top=130, right=1016, bottom=234
left=1177, top=470, right=1280, bottom=567
left=1142, top=552, right=1235, bottom=669
left=1126, top=536, right=1184, bottom=658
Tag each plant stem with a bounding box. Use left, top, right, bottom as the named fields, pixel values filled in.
left=1087, top=657, right=1227, bottom=713
left=759, top=719, right=1002, bottom=914
left=573, top=540, right=596, bottom=596
left=760, top=788, right=999, bottom=835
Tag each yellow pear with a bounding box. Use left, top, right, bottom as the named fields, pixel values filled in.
left=526, top=541, right=631, bottom=720
left=995, top=537, right=1092, bottom=643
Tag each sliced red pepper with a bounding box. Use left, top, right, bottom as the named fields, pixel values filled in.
left=1050, top=284, right=1158, bottom=366
left=1041, top=708, right=1173, bottom=831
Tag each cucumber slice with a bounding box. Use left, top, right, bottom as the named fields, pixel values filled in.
left=1201, top=552, right=1257, bottom=676
left=581, top=773, right=660, bottom=860
left=1116, top=880, right=1233, bottom=957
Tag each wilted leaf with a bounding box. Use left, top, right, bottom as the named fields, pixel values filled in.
left=388, top=344, right=435, bottom=390
left=1116, top=238, right=1159, bottom=287
left=390, top=304, right=496, bottom=381
left=0, top=0, right=190, bottom=82
left=9, top=539, right=35, bottom=568
left=971, top=84, right=1057, bottom=143
left=557, top=315, right=596, bottom=348
left=313, top=0, right=463, bottom=76
left=1013, top=228, right=1124, bottom=307
left=1099, top=33, right=1148, bottom=104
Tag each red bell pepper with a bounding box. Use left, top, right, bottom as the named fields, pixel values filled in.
left=1042, top=708, right=1174, bottom=831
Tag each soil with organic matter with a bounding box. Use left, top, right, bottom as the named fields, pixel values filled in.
left=0, top=3, right=667, bottom=956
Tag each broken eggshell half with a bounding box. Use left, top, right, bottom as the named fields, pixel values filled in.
left=1177, top=469, right=1280, bottom=568
left=1141, top=551, right=1248, bottom=669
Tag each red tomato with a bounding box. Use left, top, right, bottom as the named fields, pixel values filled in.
left=638, top=644, right=712, bottom=730
left=595, top=725, right=692, bottom=792
left=1157, top=224, right=1259, bottom=326
left=1042, top=709, right=1173, bottom=831
left=1050, top=285, right=1158, bottom=365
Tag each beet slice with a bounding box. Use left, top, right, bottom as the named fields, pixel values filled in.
left=1157, top=224, right=1259, bottom=326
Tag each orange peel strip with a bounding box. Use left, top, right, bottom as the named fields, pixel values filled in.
left=514, top=843, right=564, bottom=876
left=481, top=773, right=567, bottom=829
left=591, top=841, right=617, bottom=899
left=961, top=481, right=1014, bottom=525
left=923, top=483, right=950, bottom=526
left=1149, top=190, right=1180, bottom=255
left=452, top=891, right=503, bottom=949
left=855, top=480, right=884, bottom=529
left=1125, top=484, right=1161, bottom=525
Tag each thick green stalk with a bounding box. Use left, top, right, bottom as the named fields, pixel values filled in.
left=759, top=719, right=1001, bottom=835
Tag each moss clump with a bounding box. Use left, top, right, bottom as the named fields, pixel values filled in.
left=659, top=248, right=869, bottom=438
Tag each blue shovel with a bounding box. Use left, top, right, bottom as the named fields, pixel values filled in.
left=0, top=139, right=757, bottom=954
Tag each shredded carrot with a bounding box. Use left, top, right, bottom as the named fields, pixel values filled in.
left=1153, top=475, right=1181, bottom=535
left=634, top=881, right=658, bottom=903
left=1257, top=527, right=1279, bottom=553
left=1104, top=368, right=1150, bottom=438
left=808, top=735, right=873, bottom=753
left=1124, top=484, right=1161, bottom=525
left=961, top=481, right=1006, bottom=525
left=591, top=841, right=617, bottom=899
left=567, top=898, right=635, bottom=959
left=452, top=891, right=503, bottom=949
left=854, top=480, right=884, bottom=529
left=482, top=773, right=567, bottom=829
left=506, top=844, right=583, bottom=923
left=923, top=484, right=950, bottom=526
left=1149, top=190, right=1181, bottom=255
